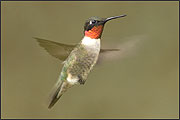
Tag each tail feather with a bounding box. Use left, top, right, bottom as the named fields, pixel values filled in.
left=48, top=94, right=63, bottom=109
left=47, top=81, right=64, bottom=109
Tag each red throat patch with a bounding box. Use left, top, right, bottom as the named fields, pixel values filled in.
left=85, top=25, right=103, bottom=39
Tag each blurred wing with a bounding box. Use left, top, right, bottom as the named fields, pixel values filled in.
left=100, top=48, right=120, bottom=53
left=97, top=48, right=120, bottom=64
left=35, top=37, right=121, bottom=63
left=97, top=49, right=120, bottom=64
left=97, top=35, right=146, bottom=64
left=34, top=37, right=76, bottom=61
left=35, top=35, right=146, bottom=64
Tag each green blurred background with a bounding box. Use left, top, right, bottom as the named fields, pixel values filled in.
left=1, top=1, right=179, bottom=119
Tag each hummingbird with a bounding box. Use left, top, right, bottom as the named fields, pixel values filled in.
left=35, top=15, right=126, bottom=109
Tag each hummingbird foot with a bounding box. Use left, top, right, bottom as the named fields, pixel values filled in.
left=78, top=75, right=85, bottom=85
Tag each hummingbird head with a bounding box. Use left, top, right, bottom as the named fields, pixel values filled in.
left=84, top=15, right=126, bottom=39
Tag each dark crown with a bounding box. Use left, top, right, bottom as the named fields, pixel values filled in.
left=84, top=16, right=105, bottom=32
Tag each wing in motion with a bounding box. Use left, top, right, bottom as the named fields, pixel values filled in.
left=34, top=37, right=75, bottom=61
left=35, top=35, right=145, bottom=64
left=34, top=37, right=120, bottom=63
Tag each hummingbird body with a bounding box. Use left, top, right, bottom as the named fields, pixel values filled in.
left=66, top=36, right=100, bottom=84
left=48, top=36, right=100, bottom=108
left=36, top=15, right=126, bottom=109
left=62, top=36, right=101, bottom=85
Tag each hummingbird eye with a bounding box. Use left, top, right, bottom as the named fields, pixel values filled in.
left=90, top=20, right=97, bottom=25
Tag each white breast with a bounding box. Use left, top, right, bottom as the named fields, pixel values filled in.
left=81, top=36, right=100, bottom=49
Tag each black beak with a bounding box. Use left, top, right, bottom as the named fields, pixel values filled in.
left=104, top=15, right=127, bottom=23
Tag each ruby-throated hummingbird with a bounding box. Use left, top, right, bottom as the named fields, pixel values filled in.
left=35, top=15, right=126, bottom=109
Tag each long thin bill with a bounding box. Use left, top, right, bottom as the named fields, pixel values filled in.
left=105, top=15, right=127, bottom=22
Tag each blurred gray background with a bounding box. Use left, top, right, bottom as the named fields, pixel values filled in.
left=1, top=1, right=179, bottom=119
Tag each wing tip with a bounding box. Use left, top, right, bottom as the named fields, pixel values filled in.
left=32, top=36, right=40, bottom=40
left=33, top=37, right=46, bottom=43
